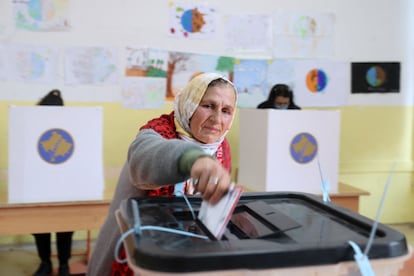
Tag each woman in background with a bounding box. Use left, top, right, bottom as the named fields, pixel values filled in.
left=257, top=84, right=301, bottom=110
left=33, top=89, right=73, bottom=276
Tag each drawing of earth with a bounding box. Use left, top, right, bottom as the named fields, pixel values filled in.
left=181, top=8, right=206, bottom=33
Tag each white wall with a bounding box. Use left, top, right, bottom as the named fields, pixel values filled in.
left=0, top=0, right=412, bottom=105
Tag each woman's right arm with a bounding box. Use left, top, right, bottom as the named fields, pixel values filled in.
left=128, top=128, right=235, bottom=204
left=127, top=129, right=205, bottom=189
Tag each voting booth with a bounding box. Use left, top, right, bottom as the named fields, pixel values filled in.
left=8, top=106, right=104, bottom=203
left=238, top=109, right=341, bottom=194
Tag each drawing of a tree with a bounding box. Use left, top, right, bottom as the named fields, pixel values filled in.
left=216, top=56, right=235, bottom=82
left=166, top=52, right=190, bottom=98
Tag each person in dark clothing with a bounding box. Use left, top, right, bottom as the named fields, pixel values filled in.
left=33, top=232, right=73, bottom=276
left=33, top=89, right=73, bottom=276
left=257, top=84, right=301, bottom=110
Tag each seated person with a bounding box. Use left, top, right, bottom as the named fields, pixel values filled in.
left=257, top=84, right=301, bottom=110
left=33, top=89, right=73, bottom=276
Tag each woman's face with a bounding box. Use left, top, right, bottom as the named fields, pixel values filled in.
left=190, top=85, right=236, bottom=144
left=274, top=96, right=290, bottom=109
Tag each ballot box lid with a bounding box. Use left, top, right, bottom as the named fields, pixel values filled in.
left=119, top=192, right=408, bottom=273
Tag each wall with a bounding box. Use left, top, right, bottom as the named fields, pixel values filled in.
left=0, top=0, right=413, bottom=246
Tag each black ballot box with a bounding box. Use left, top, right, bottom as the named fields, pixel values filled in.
left=115, top=192, right=411, bottom=276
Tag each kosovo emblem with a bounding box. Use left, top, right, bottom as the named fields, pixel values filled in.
left=38, top=128, right=74, bottom=164
left=290, top=132, right=318, bottom=164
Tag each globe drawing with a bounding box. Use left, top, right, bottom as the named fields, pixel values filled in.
left=294, top=15, right=317, bottom=38
left=306, top=68, right=328, bottom=93
left=181, top=10, right=193, bottom=32
left=180, top=8, right=206, bottom=33
left=38, top=128, right=74, bottom=164
left=366, top=65, right=386, bottom=87
left=290, top=133, right=318, bottom=164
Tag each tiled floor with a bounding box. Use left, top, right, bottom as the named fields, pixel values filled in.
left=0, top=223, right=413, bottom=276
left=0, top=241, right=88, bottom=276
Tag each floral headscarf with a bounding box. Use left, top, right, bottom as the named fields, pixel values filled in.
left=173, top=72, right=237, bottom=153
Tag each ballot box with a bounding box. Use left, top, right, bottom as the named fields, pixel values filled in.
left=238, top=109, right=341, bottom=194
left=115, top=192, right=411, bottom=276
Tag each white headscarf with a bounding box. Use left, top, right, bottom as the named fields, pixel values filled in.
left=173, top=72, right=237, bottom=155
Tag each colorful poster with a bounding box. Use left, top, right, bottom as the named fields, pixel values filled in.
left=351, top=62, right=400, bottom=93
left=146, top=48, right=169, bottom=77
left=6, top=44, right=59, bottom=83
left=64, top=47, right=119, bottom=85
left=14, top=0, right=71, bottom=31
left=293, top=60, right=349, bottom=107
left=223, top=14, right=272, bottom=52
left=233, top=59, right=268, bottom=108
left=168, top=1, right=216, bottom=39
left=124, top=47, right=149, bottom=77
left=266, top=59, right=296, bottom=92
left=167, top=52, right=234, bottom=99
left=124, top=47, right=170, bottom=78
left=121, top=77, right=166, bottom=109
left=272, top=10, right=335, bottom=58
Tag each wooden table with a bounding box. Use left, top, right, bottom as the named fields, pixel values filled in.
left=242, top=183, right=369, bottom=213
left=329, top=183, right=370, bottom=213
left=0, top=199, right=111, bottom=274
left=0, top=200, right=110, bottom=235
left=0, top=183, right=368, bottom=235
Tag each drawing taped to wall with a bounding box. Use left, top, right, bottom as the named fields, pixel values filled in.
left=223, top=14, right=272, bottom=53
left=351, top=62, right=400, bottom=93
left=293, top=60, right=349, bottom=107
left=4, top=43, right=59, bottom=84
left=166, top=51, right=234, bottom=99
left=124, top=47, right=169, bottom=78
left=64, top=47, right=119, bottom=85
left=168, top=1, right=216, bottom=39
left=121, top=77, right=166, bottom=109
left=233, top=59, right=268, bottom=108
left=13, top=0, right=71, bottom=31
left=272, top=10, right=335, bottom=58
left=123, top=48, right=234, bottom=101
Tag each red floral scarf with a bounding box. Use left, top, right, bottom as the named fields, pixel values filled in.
left=111, top=112, right=232, bottom=275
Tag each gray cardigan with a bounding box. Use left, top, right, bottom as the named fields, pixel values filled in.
left=87, top=129, right=205, bottom=276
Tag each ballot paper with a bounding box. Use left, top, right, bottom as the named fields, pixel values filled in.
left=198, top=184, right=243, bottom=239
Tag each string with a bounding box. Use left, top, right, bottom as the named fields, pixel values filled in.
left=317, top=155, right=331, bottom=202
left=347, top=162, right=396, bottom=276
left=115, top=192, right=206, bottom=264
left=175, top=190, right=196, bottom=220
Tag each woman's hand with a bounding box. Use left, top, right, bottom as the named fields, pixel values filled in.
left=190, top=156, right=232, bottom=205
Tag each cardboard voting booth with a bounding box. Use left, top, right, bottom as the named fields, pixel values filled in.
left=8, top=106, right=104, bottom=203
left=238, top=109, right=340, bottom=194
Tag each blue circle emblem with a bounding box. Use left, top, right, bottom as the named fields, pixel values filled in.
left=38, top=128, right=74, bottom=164
left=290, top=132, right=318, bottom=164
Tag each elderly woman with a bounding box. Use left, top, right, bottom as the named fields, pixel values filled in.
left=87, top=72, right=238, bottom=276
